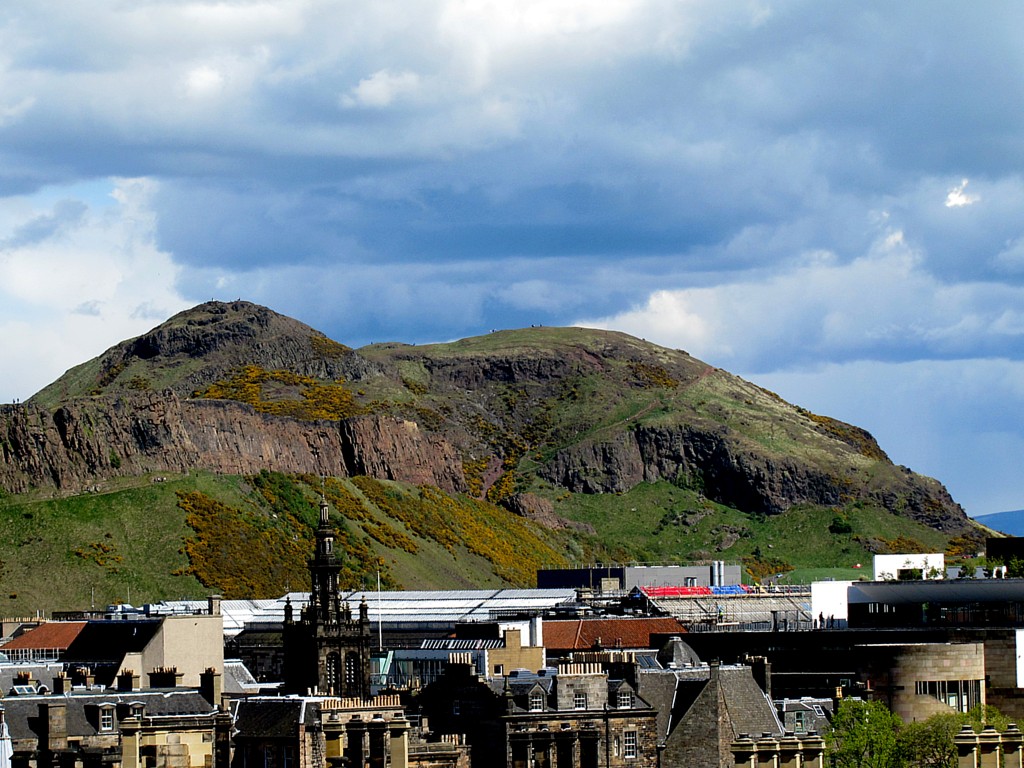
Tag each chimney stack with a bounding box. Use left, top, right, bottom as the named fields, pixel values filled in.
left=200, top=668, right=223, bottom=708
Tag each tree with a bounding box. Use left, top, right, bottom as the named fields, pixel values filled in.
left=899, top=714, right=959, bottom=768
left=828, top=699, right=906, bottom=768
left=897, top=706, right=1010, bottom=768
left=1006, top=556, right=1024, bottom=578
left=827, top=697, right=1012, bottom=768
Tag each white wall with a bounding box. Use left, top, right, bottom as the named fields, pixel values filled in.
left=810, top=581, right=853, bottom=623
left=873, top=554, right=945, bottom=581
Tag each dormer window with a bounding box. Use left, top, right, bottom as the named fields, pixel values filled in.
left=529, top=691, right=545, bottom=712
left=130, top=704, right=145, bottom=719
left=99, top=706, right=115, bottom=731
left=617, top=690, right=633, bottom=709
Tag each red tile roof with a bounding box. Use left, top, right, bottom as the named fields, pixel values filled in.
left=3, top=621, right=87, bottom=650
left=543, top=617, right=686, bottom=651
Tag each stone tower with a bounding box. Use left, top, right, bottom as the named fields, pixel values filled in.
left=283, top=496, right=372, bottom=697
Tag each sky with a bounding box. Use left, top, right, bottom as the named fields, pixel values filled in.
left=1, top=1, right=1022, bottom=517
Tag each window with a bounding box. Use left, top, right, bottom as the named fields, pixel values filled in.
left=99, top=708, right=114, bottom=731
left=793, top=711, right=806, bottom=732
left=915, top=679, right=982, bottom=713
left=624, top=731, right=637, bottom=759
left=282, top=746, right=294, bottom=768
left=326, top=653, right=341, bottom=694
left=494, top=664, right=504, bottom=676
left=617, top=690, right=633, bottom=709
left=529, top=691, right=545, bottom=712
left=345, top=653, right=359, bottom=690
left=573, top=692, right=588, bottom=710
left=452, top=700, right=461, bottom=716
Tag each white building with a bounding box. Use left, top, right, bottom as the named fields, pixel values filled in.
left=873, top=553, right=945, bottom=581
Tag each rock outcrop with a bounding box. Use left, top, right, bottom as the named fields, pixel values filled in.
left=542, top=424, right=967, bottom=533
left=0, top=395, right=464, bottom=496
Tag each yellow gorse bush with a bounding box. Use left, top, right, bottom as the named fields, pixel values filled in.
left=195, top=365, right=364, bottom=421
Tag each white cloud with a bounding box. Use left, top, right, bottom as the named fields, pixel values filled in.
left=577, top=229, right=1024, bottom=372
left=341, top=69, right=423, bottom=108
left=945, top=178, right=979, bottom=208
left=185, top=66, right=226, bottom=98
left=0, top=178, right=191, bottom=402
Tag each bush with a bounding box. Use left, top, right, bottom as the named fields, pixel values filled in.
left=829, top=515, right=854, bottom=534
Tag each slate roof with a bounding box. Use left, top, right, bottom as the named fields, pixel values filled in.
left=543, top=617, right=687, bottom=651
left=0, top=662, right=66, bottom=695
left=2, top=623, right=86, bottom=651
left=716, top=666, right=783, bottom=738
left=635, top=671, right=677, bottom=739
left=223, top=660, right=264, bottom=695
left=232, top=698, right=319, bottom=740
left=2, top=689, right=214, bottom=741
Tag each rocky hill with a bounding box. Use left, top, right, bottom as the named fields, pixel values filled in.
left=0, top=301, right=981, bottom=607
left=6, top=301, right=969, bottom=533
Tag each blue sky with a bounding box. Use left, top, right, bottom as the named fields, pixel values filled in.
left=1, top=1, right=1022, bottom=516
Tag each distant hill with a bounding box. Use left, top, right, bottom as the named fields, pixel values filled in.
left=0, top=300, right=985, bottom=610
left=974, top=510, right=1024, bottom=537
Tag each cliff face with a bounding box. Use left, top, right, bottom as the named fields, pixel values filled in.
left=542, top=424, right=966, bottom=532
left=0, top=395, right=464, bottom=495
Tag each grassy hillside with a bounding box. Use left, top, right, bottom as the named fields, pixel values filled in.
left=0, top=469, right=974, bottom=615
left=530, top=480, right=960, bottom=583
left=0, top=471, right=571, bottom=613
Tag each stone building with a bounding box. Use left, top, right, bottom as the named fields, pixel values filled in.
left=656, top=662, right=783, bottom=768
left=382, top=625, right=545, bottom=689
left=282, top=497, right=372, bottom=697
left=773, top=697, right=832, bottom=737
left=1, top=670, right=228, bottom=768
left=230, top=694, right=469, bottom=768
left=419, top=657, right=661, bottom=767
left=0, top=598, right=224, bottom=690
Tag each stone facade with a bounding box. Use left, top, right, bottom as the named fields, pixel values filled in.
left=661, top=663, right=783, bottom=768
left=3, top=686, right=226, bottom=768
left=953, top=724, right=1024, bottom=768
left=419, top=660, right=660, bottom=768
left=875, top=642, right=986, bottom=722
left=232, top=695, right=468, bottom=768
left=731, top=732, right=826, bottom=768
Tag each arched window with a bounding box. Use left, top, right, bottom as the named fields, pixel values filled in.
left=326, top=652, right=341, bottom=694
left=345, top=653, right=360, bottom=694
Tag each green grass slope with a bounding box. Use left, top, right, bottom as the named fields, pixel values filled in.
left=0, top=471, right=570, bottom=613
left=0, top=469, right=978, bottom=614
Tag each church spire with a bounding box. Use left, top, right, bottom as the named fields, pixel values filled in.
left=309, top=494, right=342, bottom=623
